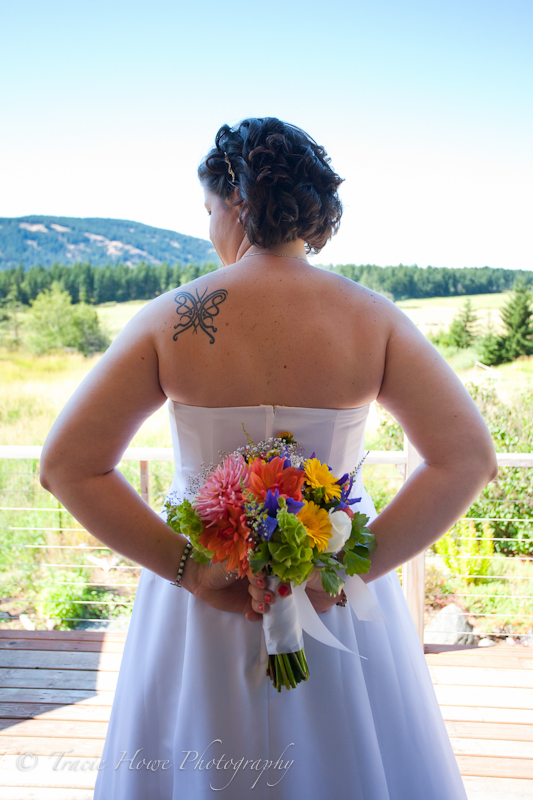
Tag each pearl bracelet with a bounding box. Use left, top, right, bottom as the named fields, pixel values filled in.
left=169, top=541, right=193, bottom=588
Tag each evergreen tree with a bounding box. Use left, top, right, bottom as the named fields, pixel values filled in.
left=0, top=287, right=25, bottom=349
left=448, top=298, right=479, bottom=348
left=500, top=282, right=533, bottom=360
left=477, top=312, right=506, bottom=366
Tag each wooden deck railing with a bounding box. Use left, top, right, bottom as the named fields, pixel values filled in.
left=1, top=441, right=532, bottom=643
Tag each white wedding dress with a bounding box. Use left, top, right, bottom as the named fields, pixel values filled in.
left=92, top=401, right=467, bottom=800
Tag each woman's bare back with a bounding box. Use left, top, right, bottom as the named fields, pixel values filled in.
left=152, top=260, right=392, bottom=409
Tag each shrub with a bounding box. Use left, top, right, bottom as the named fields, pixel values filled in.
left=463, top=382, right=533, bottom=556
left=34, top=568, right=132, bottom=630
left=428, top=328, right=456, bottom=348
left=434, top=519, right=494, bottom=584
left=23, top=282, right=111, bottom=356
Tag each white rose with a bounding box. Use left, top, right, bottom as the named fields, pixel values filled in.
left=325, top=509, right=352, bottom=553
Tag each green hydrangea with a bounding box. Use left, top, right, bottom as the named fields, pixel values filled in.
left=268, top=501, right=314, bottom=584
left=164, top=499, right=212, bottom=564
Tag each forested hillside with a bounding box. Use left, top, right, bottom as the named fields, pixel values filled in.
left=0, top=261, right=220, bottom=305
left=0, top=216, right=219, bottom=269
left=328, top=264, right=533, bottom=301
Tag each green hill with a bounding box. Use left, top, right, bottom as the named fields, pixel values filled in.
left=0, top=215, right=219, bottom=269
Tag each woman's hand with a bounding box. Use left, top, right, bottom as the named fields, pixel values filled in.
left=186, top=559, right=254, bottom=616
left=247, top=568, right=342, bottom=622
left=246, top=569, right=286, bottom=622
left=304, top=568, right=344, bottom=613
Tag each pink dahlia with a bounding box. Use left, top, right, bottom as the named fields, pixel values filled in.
left=193, top=454, right=250, bottom=525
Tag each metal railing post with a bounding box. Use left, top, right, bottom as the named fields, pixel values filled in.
left=402, top=434, right=425, bottom=647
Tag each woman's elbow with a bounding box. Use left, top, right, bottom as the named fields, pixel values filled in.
left=39, top=465, right=58, bottom=494
left=39, top=471, right=50, bottom=492
left=39, top=448, right=66, bottom=493
left=472, top=443, right=499, bottom=485
left=486, top=453, right=499, bottom=483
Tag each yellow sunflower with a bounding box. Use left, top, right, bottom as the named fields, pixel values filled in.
left=297, top=501, right=332, bottom=552
left=304, top=458, right=342, bottom=502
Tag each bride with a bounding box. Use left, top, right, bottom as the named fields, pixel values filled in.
left=40, top=117, right=497, bottom=799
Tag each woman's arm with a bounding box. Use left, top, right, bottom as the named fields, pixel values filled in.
left=359, top=300, right=498, bottom=583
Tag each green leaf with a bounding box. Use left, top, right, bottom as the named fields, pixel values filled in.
left=344, top=512, right=373, bottom=550
left=320, top=567, right=345, bottom=597
left=316, top=553, right=341, bottom=569
left=343, top=549, right=371, bottom=575
left=248, top=542, right=270, bottom=573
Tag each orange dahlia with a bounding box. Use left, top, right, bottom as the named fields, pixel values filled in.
left=248, top=456, right=305, bottom=504
left=198, top=504, right=251, bottom=578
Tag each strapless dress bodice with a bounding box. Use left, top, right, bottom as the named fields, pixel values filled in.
left=166, top=400, right=370, bottom=501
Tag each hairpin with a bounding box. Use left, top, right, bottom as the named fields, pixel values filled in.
left=224, top=151, right=236, bottom=183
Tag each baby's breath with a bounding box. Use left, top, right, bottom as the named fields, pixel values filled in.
left=234, top=435, right=304, bottom=465
left=186, top=461, right=217, bottom=495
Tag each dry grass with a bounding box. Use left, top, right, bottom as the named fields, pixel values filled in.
left=397, top=292, right=509, bottom=337
left=0, top=347, right=172, bottom=448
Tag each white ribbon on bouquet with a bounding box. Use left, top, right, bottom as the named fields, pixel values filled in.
left=262, top=571, right=387, bottom=660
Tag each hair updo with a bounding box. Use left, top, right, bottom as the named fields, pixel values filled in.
left=197, top=117, right=344, bottom=255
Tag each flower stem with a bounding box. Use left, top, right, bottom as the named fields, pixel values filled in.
left=266, top=648, right=309, bottom=691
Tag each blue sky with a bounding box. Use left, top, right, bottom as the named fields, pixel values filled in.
left=1, top=0, right=531, bottom=269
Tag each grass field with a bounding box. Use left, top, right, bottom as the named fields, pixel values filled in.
left=396, top=292, right=509, bottom=337
left=96, top=300, right=150, bottom=338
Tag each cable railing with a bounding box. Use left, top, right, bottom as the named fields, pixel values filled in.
left=1, top=441, right=532, bottom=642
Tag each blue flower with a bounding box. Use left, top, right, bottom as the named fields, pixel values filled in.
left=335, top=472, right=350, bottom=486
left=285, top=497, right=305, bottom=515
left=258, top=513, right=278, bottom=540
left=337, top=475, right=362, bottom=509
left=264, top=488, right=280, bottom=516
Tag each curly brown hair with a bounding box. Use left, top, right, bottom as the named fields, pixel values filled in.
left=197, top=117, right=344, bottom=255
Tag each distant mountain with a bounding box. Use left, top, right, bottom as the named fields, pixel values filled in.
left=0, top=215, right=220, bottom=269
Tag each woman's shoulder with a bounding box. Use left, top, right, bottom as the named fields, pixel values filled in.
left=130, top=264, right=411, bottom=328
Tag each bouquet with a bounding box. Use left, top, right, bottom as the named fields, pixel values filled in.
left=164, top=428, right=376, bottom=691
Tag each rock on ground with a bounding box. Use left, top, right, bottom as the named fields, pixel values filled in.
left=424, top=602, right=477, bottom=645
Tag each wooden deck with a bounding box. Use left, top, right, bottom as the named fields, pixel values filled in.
left=0, top=631, right=532, bottom=799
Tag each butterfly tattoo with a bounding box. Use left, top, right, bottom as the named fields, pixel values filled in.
left=172, top=286, right=228, bottom=344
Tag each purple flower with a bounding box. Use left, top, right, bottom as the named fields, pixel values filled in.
left=337, top=475, right=362, bottom=509
left=285, top=497, right=305, bottom=515
left=264, top=488, right=280, bottom=516
left=258, top=513, right=278, bottom=540
left=340, top=476, right=354, bottom=501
